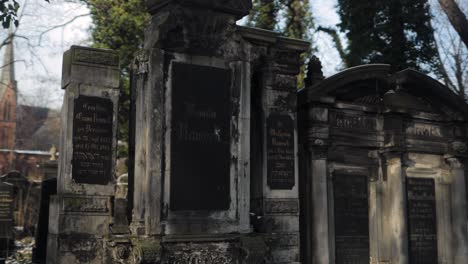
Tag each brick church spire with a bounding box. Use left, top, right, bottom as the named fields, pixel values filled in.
left=0, top=28, right=17, bottom=152
left=1, top=29, right=16, bottom=91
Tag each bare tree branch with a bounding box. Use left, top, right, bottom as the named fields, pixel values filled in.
left=438, top=0, right=468, bottom=48
left=37, top=13, right=89, bottom=45
left=317, top=26, right=347, bottom=66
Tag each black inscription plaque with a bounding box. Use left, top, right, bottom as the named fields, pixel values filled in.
left=267, top=114, right=295, bottom=189
left=170, top=62, right=231, bottom=211
left=406, top=177, right=438, bottom=264
left=0, top=182, right=13, bottom=238
left=72, top=95, right=114, bottom=185
left=333, top=174, right=369, bottom=264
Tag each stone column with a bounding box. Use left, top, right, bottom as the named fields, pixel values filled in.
left=381, top=151, right=408, bottom=264
left=310, top=147, right=330, bottom=264
left=446, top=156, right=468, bottom=263
left=47, top=46, right=120, bottom=264
left=257, top=44, right=308, bottom=264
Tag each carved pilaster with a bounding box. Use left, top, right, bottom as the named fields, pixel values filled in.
left=444, top=156, right=468, bottom=262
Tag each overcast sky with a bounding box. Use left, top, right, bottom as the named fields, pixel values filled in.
left=0, top=0, right=464, bottom=109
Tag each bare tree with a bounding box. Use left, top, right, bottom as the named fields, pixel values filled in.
left=431, top=0, right=468, bottom=99
left=438, top=0, right=468, bottom=48
left=0, top=0, right=90, bottom=109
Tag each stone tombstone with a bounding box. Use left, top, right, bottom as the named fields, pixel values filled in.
left=0, top=182, right=13, bottom=261
left=47, top=46, right=119, bottom=264
left=406, top=177, right=438, bottom=264
left=128, top=0, right=309, bottom=263
left=299, top=64, right=468, bottom=264
left=170, top=62, right=231, bottom=211
left=333, top=174, right=369, bottom=264
left=267, top=113, right=295, bottom=189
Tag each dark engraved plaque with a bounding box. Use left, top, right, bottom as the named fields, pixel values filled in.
left=170, top=62, right=231, bottom=211
left=72, top=95, right=114, bottom=185
left=406, top=177, right=438, bottom=264
left=333, top=174, right=369, bottom=264
left=0, top=182, right=13, bottom=238
left=267, top=114, right=295, bottom=189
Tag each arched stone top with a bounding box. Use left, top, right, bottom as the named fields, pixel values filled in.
left=299, top=64, right=468, bottom=119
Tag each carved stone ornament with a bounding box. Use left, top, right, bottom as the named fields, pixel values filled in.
left=132, top=239, right=162, bottom=264
left=133, top=50, right=149, bottom=75
left=112, top=244, right=132, bottom=263
left=445, top=156, right=464, bottom=169
left=451, top=141, right=467, bottom=154
left=162, top=243, right=235, bottom=264
left=150, top=7, right=236, bottom=55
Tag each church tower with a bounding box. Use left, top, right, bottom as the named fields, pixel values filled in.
left=0, top=31, right=17, bottom=151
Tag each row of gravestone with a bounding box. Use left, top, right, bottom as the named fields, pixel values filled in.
left=0, top=167, right=57, bottom=263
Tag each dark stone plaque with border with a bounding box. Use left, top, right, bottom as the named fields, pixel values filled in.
left=0, top=182, right=13, bottom=239
left=333, top=174, right=369, bottom=264
left=0, top=181, right=13, bottom=260
left=170, top=62, right=231, bottom=211
left=406, top=177, right=437, bottom=264
left=72, top=95, right=114, bottom=185
left=267, top=114, right=295, bottom=189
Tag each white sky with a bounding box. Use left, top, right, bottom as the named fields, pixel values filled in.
left=0, top=0, right=465, bottom=109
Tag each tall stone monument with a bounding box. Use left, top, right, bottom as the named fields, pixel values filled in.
left=129, top=0, right=308, bottom=263
left=47, top=46, right=120, bottom=264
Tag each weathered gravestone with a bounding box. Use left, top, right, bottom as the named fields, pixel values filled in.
left=299, top=64, right=468, bottom=264
left=46, top=46, right=120, bottom=264
left=127, top=0, right=309, bottom=263
left=0, top=182, right=13, bottom=262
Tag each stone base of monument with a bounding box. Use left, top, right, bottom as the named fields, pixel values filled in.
left=46, top=194, right=112, bottom=264
left=117, top=234, right=270, bottom=264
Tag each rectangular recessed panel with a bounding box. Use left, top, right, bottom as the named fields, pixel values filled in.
left=334, top=174, right=369, bottom=264
left=72, top=96, right=114, bottom=185
left=267, top=114, right=295, bottom=189
left=0, top=182, right=13, bottom=238
left=407, top=177, right=438, bottom=264
left=170, top=62, right=231, bottom=211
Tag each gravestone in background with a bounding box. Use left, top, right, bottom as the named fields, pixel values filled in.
left=46, top=46, right=120, bottom=264
left=0, top=182, right=13, bottom=261
left=406, top=177, right=438, bottom=264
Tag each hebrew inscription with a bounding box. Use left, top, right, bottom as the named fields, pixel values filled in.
left=267, top=114, right=295, bottom=189
left=170, top=62, right=231, bottom=211
left=330, top=112, right=376, bottom=130
left=406, top=177, right=437, bottom=264
left=72, top=96, right=114, bottom=185
left=406, top=123, right=442, bottom=138
left=333, top=174, right=369, bottom=264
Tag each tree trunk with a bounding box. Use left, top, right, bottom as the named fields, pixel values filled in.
left=438, top=0, right=468, bottom=48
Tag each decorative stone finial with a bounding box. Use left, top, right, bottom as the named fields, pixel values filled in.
left=305, top=55, right=324, bottom=87
left=49, top=145, right=57, bottom=161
